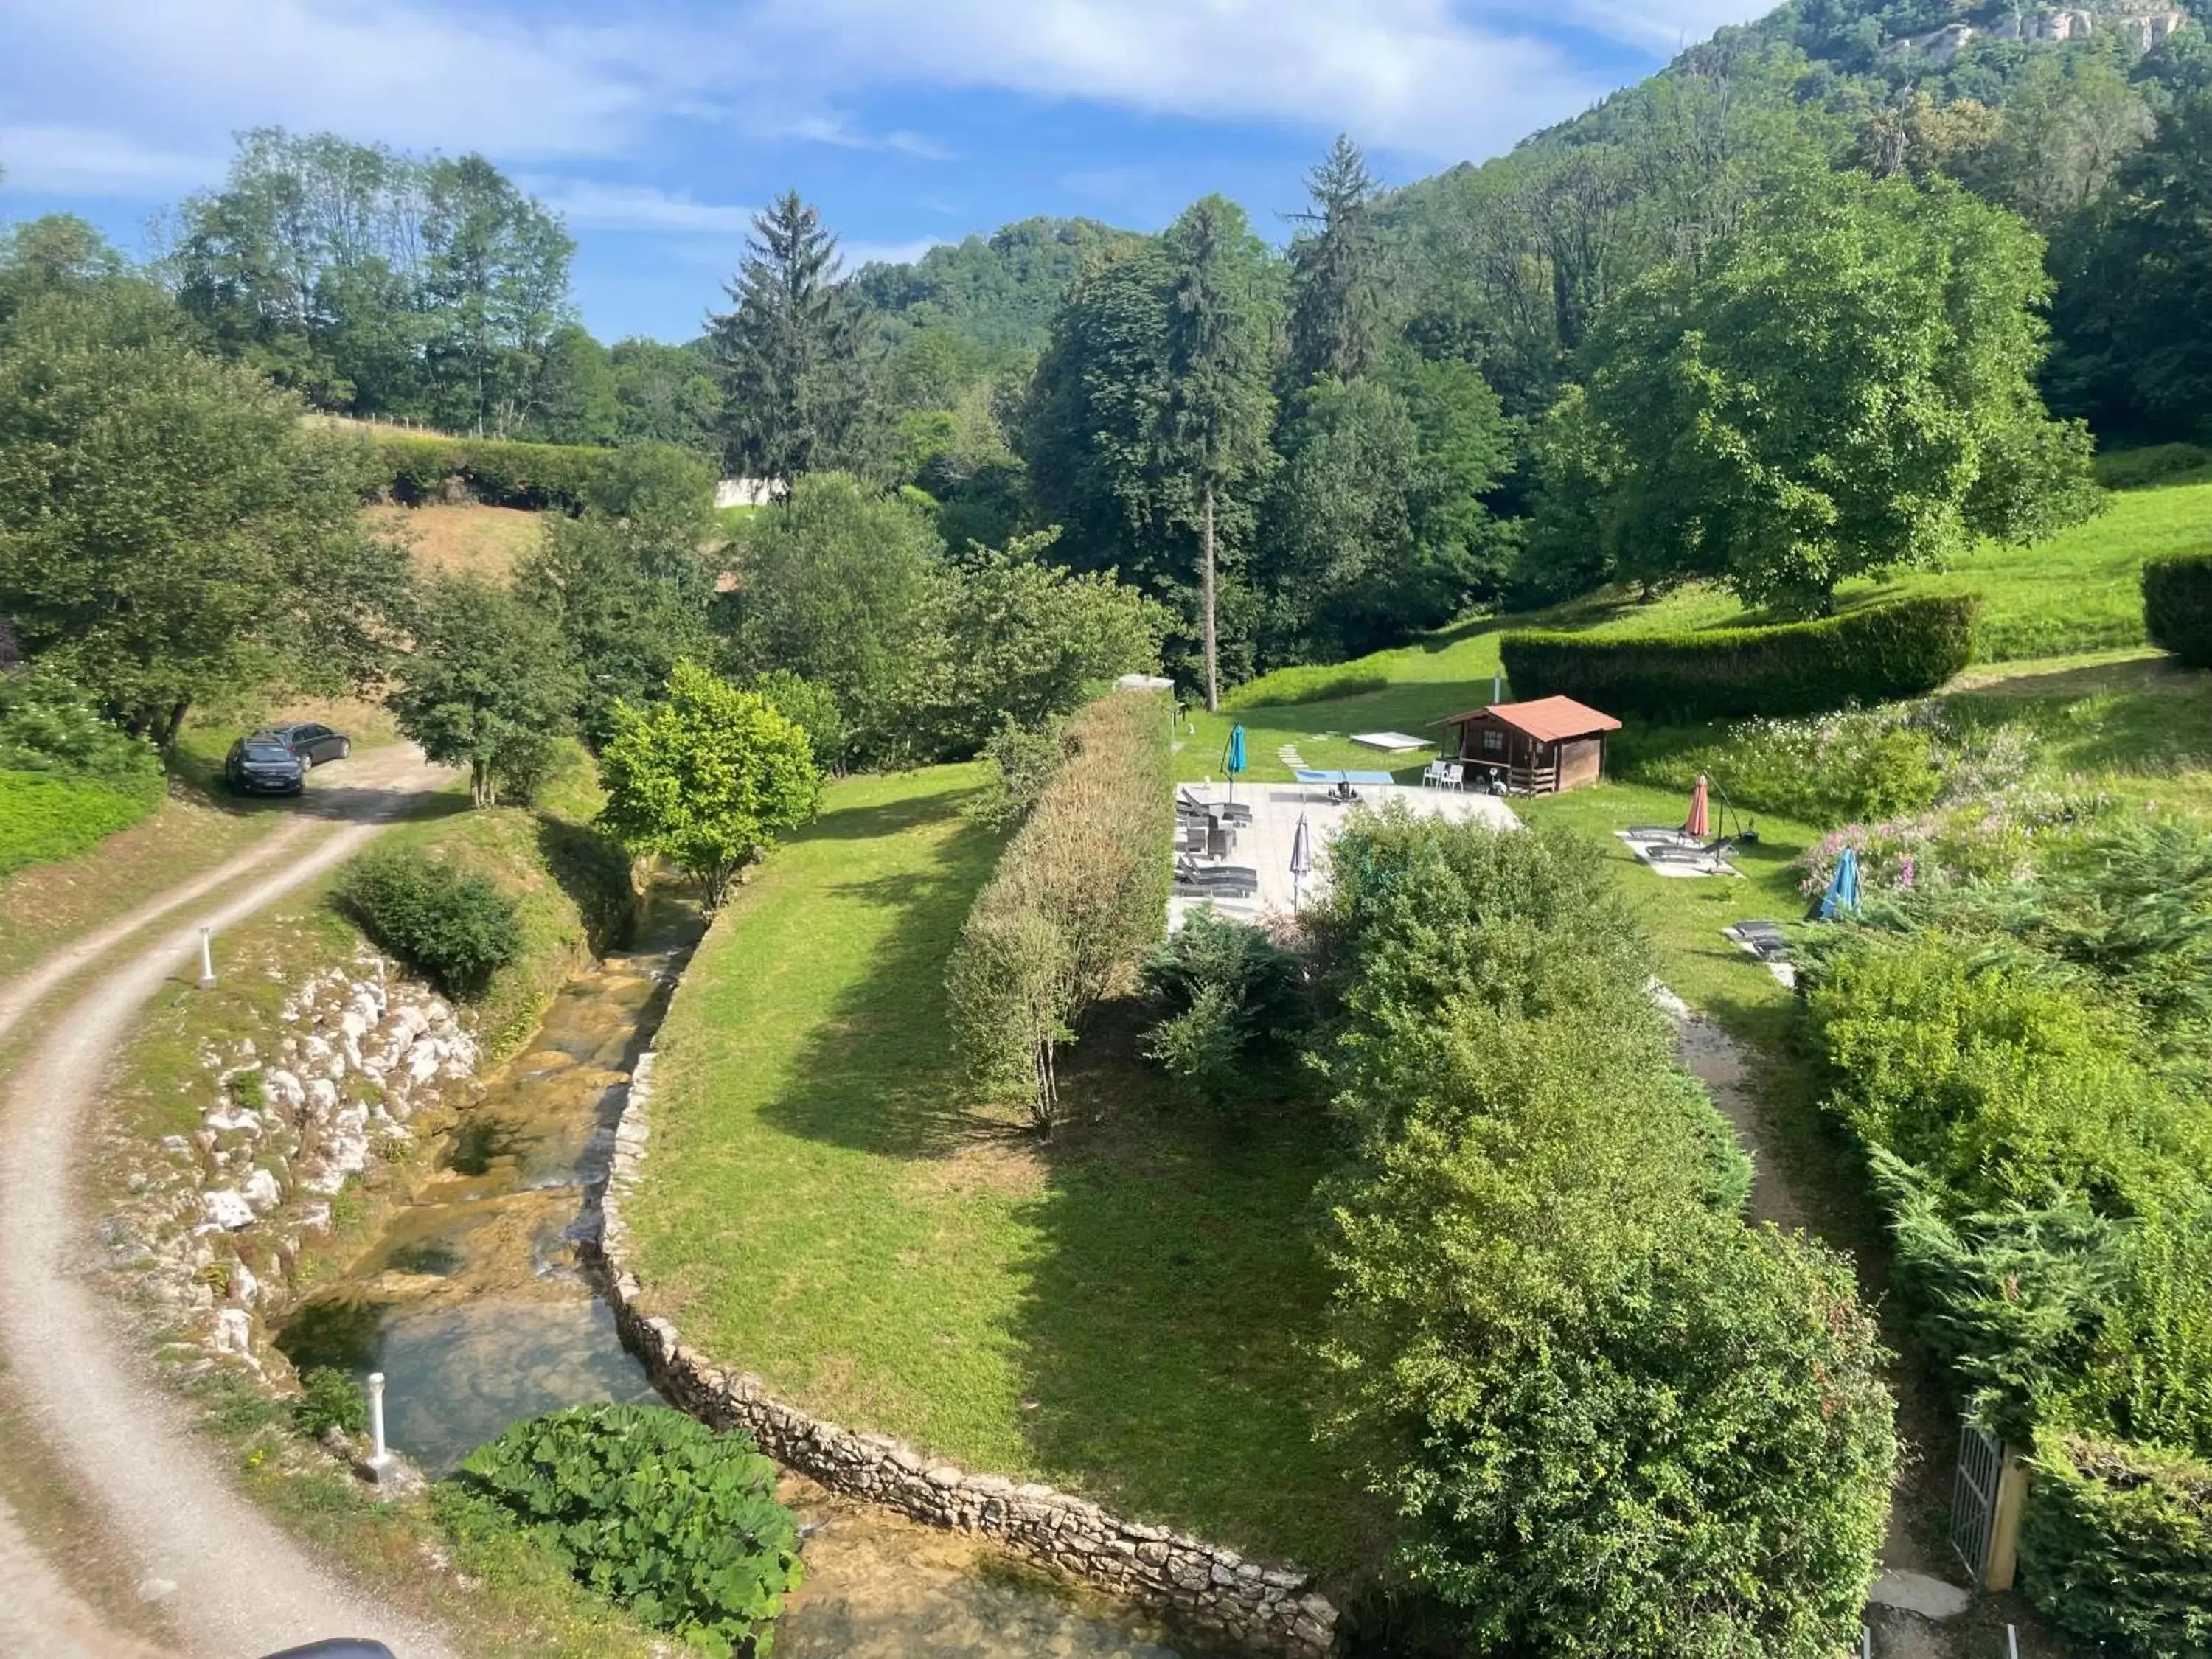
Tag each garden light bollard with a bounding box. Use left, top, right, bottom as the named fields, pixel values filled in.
left=196, top=927, right=217, bottom=990
left=366, top=1371, right=389, bottom=1469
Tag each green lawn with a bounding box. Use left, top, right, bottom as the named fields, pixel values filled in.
left=1515, top=782, right=1814, bottom=1043
left=626, top=765, right=1375, bottom=1579
left=1180, top=473, right=2212, bottom=788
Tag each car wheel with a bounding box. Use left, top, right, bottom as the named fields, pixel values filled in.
left=338, top=740, right=352, bottom=759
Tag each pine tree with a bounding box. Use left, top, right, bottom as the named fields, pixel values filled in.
left=1286, top=135, right=1383, bottom=387
left=1163, top=196, right=1276, bottom=712
left=706, top=192, right=875, bottom=486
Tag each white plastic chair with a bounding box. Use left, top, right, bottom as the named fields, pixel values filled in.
left=1441, top=762, right=1464, bottom=792
left=1422, top=759, right=1447, bottom=788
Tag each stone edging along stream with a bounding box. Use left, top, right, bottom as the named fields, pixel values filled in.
left=587, top=1050, right=1343, bottom=1659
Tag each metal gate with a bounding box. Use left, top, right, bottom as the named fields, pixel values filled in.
left=1950, top=1419, right=2005, bottom=1582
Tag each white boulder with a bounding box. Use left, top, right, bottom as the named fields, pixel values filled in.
left=199, top=1190, right=255, bottom=1231
left=240, top=1167, right=282, bottom=1213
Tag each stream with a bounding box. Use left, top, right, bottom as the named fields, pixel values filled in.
left=273, top=896, right=1194, bottom=1657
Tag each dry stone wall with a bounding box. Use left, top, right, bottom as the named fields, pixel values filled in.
left=591, top=1051, right=1342, bottom=1659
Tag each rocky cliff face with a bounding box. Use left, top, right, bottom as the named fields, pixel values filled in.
left=1888, top=3, right=2190, bottom=61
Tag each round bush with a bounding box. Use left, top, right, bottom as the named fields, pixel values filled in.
left=2143, top=549, right=2212, bottom=669
left=338, top=849, right=522, bottom=1000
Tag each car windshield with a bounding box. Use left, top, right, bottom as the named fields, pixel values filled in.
left=243, top=744, right=293, bottom=762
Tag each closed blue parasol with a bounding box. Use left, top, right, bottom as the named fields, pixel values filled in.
left=1289, top=813, right=1314, bottom=911
left=1225, top=723, right=1247, bottom=803
left=1818, top=846, right=1861, bottom=920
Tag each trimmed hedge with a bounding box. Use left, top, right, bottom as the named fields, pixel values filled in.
left=2023, top=1435, right=2212, bottom=1658
left=1499, top=594, right=1978, bottom=722
left=2143, top=551, right=2212, bottom=669
left=363, top=432, right=616, bottom=511
left=945, top=688, right=1172, bottom=1131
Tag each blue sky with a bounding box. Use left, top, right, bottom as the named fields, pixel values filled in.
left=0, top=0, right=1770, bottom=344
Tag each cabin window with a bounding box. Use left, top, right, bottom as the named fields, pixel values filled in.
left=1481, top=728, right=1505, bottom=754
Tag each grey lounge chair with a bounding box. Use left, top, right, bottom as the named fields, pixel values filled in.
left=1178, top=789, right=1253, bottom=824
left=1728, top=920, right=1790, bottom=961
left=1646, top=836, right=1736, bottom=869
left=1174, top=857, right=1259, bottom=897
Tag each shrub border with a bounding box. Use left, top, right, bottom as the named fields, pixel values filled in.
left=586, top=1048, right=1340, bottom=1659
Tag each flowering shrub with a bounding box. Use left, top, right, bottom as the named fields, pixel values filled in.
left=1794, top=790, right=2114, bottom=900
left=1620, top=702, right=2039, bottom=830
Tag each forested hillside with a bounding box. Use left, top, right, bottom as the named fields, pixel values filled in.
left=6, top=0, right=2205, bottom=710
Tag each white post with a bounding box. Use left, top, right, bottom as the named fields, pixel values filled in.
left=195, top=928, right=217, bottom=990
left=1492, top=673, right=1503, bottom=705
left=366, top=1371, right=389, bottom=1467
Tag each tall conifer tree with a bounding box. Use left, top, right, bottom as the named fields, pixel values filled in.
left=1286, top=136, right=1383, bottom=388
left=706, top=192, right=874, bottom=485
left=1162, top=196, right=1276, bottom=712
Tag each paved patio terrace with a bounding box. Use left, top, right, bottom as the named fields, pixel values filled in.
left=1171, top=781, right=1520, bottom=928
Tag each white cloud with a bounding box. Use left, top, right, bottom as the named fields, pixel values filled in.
left=0, top=0, right=700, bottom=164
left=0, top=124, right=224, bottom=196
left=1533, top=0, right=1776, bottom=52
left=741, top=0, right=1618, bottom=160
left=528, top=179, right=758, bottom=232
left=762, top=111, right=956, bottom=160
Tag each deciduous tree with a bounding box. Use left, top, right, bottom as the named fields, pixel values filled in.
left=1551, top=168, right=2098, bottom=613
left=597, top=661, right=821, bottom=908
left=0, top=281, right=409, bottom=745
left=718, top=473, right=951, bottom=768
left=389, top=573, right=580, bottom=807
left=515, top=443, right=720, bottom=744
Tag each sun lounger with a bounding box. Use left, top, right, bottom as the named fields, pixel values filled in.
left=1174, top=858, right=1259, bottom=897
left=1177, top=789, right=1253, bottom=824
left=1728, top=920, right=1789, bottom=961
left=1646, top=836, right=1737, bottom=870
left=1293, top=768, right=1394, bottom=804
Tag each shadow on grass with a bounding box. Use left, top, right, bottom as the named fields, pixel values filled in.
left=532, top=813, right=636, bottom=952
left=790, top=783, right=986, bottom=843
left=998, top=1013, right=1380, bottom=1579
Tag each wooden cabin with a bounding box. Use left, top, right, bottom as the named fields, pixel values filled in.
left=1439, top=695, right=1621, bottom=796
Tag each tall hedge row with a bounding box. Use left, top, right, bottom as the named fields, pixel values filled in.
left=1312, top=810, right=1896, bottom=1657
left=945, top=689, right=1172, bottom=1131
left=2023, top=1436, right=2212, bottom=1658
left=2143, top=550, right=2212, bottom=669
left=1803, top=835, right=2212, bottom=1657
left=363, top=432, right=616, bottom=511
left=1499, top=594, right=1978, bottom=722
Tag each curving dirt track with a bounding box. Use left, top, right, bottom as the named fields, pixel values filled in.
left=0, top=747, right=462, bottom=1659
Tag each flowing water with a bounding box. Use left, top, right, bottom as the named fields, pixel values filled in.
left=274, top=897, right=1192, bottom=1658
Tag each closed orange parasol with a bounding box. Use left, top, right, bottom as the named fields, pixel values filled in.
left=1685, top=773, right=1711, bottom=840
